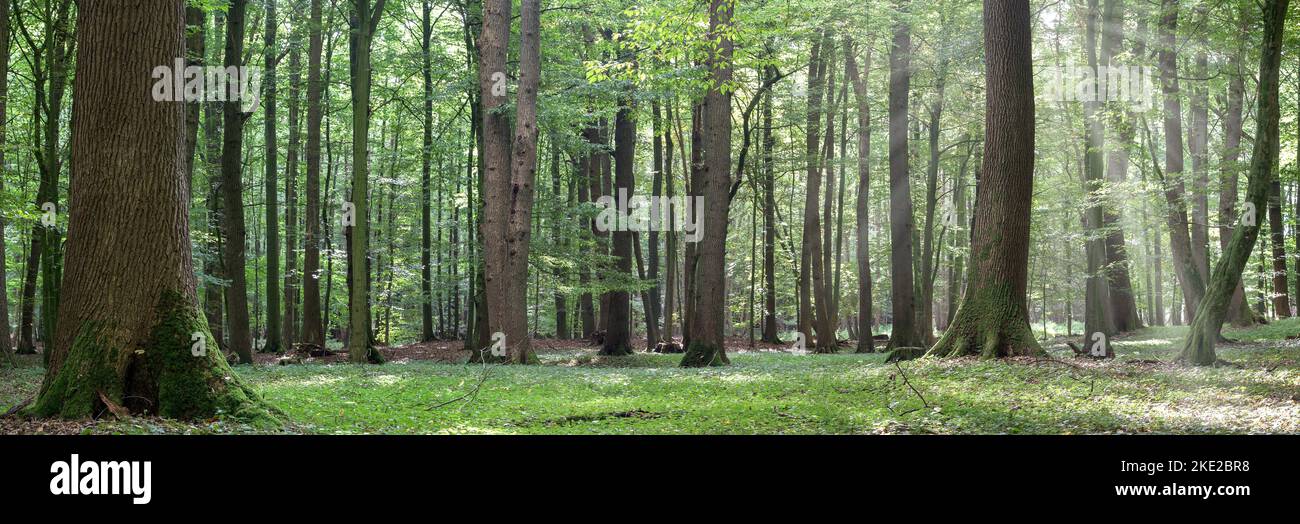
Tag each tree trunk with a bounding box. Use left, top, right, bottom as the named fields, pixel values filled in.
left=885, top=0, right=922, bottom=351
left=479, top=0, right=540, bottom=364
left=1101, top=0, right=1142, bottom=332
left=32, top=0, right=273, bottom=422
left=221, top=0, right=254, bottom=364
left=346, top=0, right=386, bottom=363
left=1082, top=0, right=1114, bottom=357
left=0, top=0, right=10, bottom=357
left=1155, top=0, right=1205, bottom=317
left=283, top=3, right=303, bottom=350
left=923, top=0, right=1043, bottom=360
left=420, top=0, right=436, bottom=342
left=1179, top=0, right=1288, bottom=364
left=263, top=0, right=281, bottom=354
left=845, top=36, right=874, bottom=352
left=301, top=0, right=326, bottom=348
left=680, top=0, right=733, bottom=367
left=1267, top=180, right=1291, bottom=317
left=601, top=84, right=635, bottom=356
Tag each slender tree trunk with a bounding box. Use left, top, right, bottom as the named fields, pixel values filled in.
left=263, top=0, right=282, bottom=354
left=1156, top=0, right=1205, bottom=317
left=0, top=0, right=10, bottom=357
left=283, top=2, right=303, bottom=350
left=420, top=0, right=436, bottom=342
left=845, top=36, right=874, bottom=352
left=1081, top=0, right=1115, bottom=357
left=1180, top=0, right=1288, bottom=364
left=301, top=0, right=326, bottom=348
left=345, top=0, right=386, bottom=363
left=885, top=0, right=922, bottom=351
left=602, top=79, right=635, bottom=356
left=922, top=0, right=1043, bottom=360
left=221, top=0, right=254, bottom=364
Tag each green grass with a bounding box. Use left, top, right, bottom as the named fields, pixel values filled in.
left=2, top=319, right=1298, bottom=434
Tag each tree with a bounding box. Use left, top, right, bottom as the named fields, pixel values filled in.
left=924, top=0, right=1043, bottom=359
left=1179, top=0, right=1289, bottom=364
left=420, top=0, right=436, bottom=342
left=478, top=0, right=541, bottom=364
left=346, top=0, right=387, bottom=363
left=1155, top=0, right=1204, bottom=322
left=264, top=0, right=282, bottom=354
left=30, top=0, right=272, bottom=422
left=844, top=35, right=874, bottom=353
left=1082, top=0, right=1115, bottom=357
left=221, top=0, right=254, bottom=364
left=301, top=0, right=326, bottom=349
left=283, top=0, right=304, bottom=349
left=0, top=0, right=11, bottom=359
left=885, top=0, right=923, bottom=352
left=680, top=0, right=733, bottom=367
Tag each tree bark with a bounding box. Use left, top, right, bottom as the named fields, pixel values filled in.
left=301, top=0, right=326, bottom=348
left=923, top=0, right=1043, bottom=360
left=845, top=36, right=874, bottom=352
left=32, top=0, right=273, bottom=423
left=885, top=0, right=922, bottom=351
left=680, top=0, right=733, bottom=367
left=221, top=0, right=254, bottom=364
left=1179, top=0, right=1288, bottom=364
left=345, top=0, right=386, bottom=363
left=263, top=0, right=281, bottom=354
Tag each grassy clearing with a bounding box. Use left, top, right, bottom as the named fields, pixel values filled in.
left=2, top=319, right=1297, bottom=434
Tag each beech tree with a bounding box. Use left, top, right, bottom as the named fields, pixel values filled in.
left=1179, top=0, right=1289, bottom=365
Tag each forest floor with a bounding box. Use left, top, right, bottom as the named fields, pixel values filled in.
left=2, top=319, right=1298, bottom=435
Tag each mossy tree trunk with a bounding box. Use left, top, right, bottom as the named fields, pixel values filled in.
left=32, top=0, right=274, bottom=423
left=680, top=0, right=733, bottom=368
left=923, top=0, right=1043, bottom=360
left=1179, top=0, right=1288, bottom=365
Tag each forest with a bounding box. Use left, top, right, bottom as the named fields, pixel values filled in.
left=0, top=0, right=1296, bottom=435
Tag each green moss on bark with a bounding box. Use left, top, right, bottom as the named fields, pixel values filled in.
left=923, top=282, right=1044, bottom=360
left=30, top=290, right=280, bottom=427
left=679, top=341, right=728, bottom=367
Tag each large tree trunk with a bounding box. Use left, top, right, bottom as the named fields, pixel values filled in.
left=478, top=0, right=540, bottom=364
left=601, top=86, right=635, bottom=356
left=885, top=0, right=922, bottom=352
left=31, top=0, right=272, bottom=422
left=221, top=0, right=254, bottom=364
left=923, top=0, right=1043, bottom=360
left=1179, top=0, right=1288, bottom=364
left=680, top=0, right=733, bottom=367
left=263, top=0, right=281, bottom=354
left=845, top=36, right=874, bottom=353
left=301, top=0, right=326, bottom=348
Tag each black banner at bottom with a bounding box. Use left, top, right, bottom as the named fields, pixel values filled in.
left=1, top=435, right=1291, bottom=513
